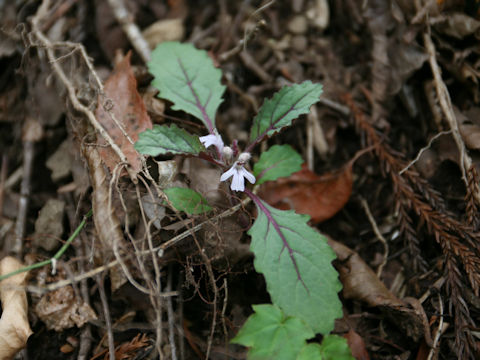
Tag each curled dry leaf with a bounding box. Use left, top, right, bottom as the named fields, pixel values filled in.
left=0, top=257, right=32, bottom=360
left=95, top=52, right=153, bottom=174
left=258, top=163, right=352, bottom=223
left=343, top=329, right=370, bottom=360
left=328, top=239, right=428, bottom=342
left=83, top=145, right=128, bottom=291
left=35, top=285, right=97, bottom=332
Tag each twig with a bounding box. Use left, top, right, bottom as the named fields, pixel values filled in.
left=360, top=197, right=388, bottom=277
left=0, top=155, right=7, bottom=218
left=167, top=266, right=178, bottom=360
left=221, top=278, right=228, bottom=356
left=318, top=97, right=350, bottom=116
left=427, top=294, right=444, bottom=360
left=239, top=51, right=272, bottom=83
left=307, top=105, right=328, bottom=168
left=423, top=32, right=480, bottom=205
left=411, top=0, right=437, bottom=24
left=399, top=130, right=452, bottom=175
left=218, top=19, right=266, bottom=63
left=96, top=274, right=115, bottom=360
left=106, top=0, right=151, bottom=63
left=13, top=118, right=43, bottom=255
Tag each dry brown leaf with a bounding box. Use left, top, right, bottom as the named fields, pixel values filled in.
left=35, top=285, right=97, bottom=332
left=95, top=52, right=152, bottom=174
left=0, top=257, right=32, bottom=360
left=258, top=163, right=352, bottom=223
left=142, top=18, right=185, bottom=49
left=83, top=145, right=128, bottom=291
left=344, top=329, right=370, bottom=360
left=328, top=239, right=428, bottom=342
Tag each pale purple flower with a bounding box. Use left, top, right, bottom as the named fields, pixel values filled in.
left=199, top=130, right=224, bottom=152
left=220, top=162, right=256, bottom=192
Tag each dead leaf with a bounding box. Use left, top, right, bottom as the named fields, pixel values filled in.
left=0, top=257, right=33, bottom=360
left=33, top=198, right=65, bottom=251
left=328, top=238, right=429, bottom=342
left=142, top=18, right=185, bottom=49
left=46, top=139, right=73, bottom=182
left=344, top=329, right=370, bottom=360
left=258, top=163, right=352, bottom=223
left=434, top=13, right=480, bottom=39
left=95, top=52, right=152, bottom=174
left=35, top=285, right=97, bottom=332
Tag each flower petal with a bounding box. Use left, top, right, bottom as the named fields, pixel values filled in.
left=230, top=171, right=245, bottom=191
left=241, top=168, right=256, bottom=184
left=199, top=131, right=224, bottom=152
left=220, top=165, right=236, bottom=181
left=199, top=134, right=217, bottom=148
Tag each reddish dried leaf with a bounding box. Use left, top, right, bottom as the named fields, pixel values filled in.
left=343, top=329, right=370, bottom=360
left=95, top=52, right=152, bottom=173
left=257, top=163, right=352, bottom=223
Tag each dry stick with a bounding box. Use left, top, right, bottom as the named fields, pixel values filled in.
left=96, top=274, right=115, bottom=360
left=108, top=164, right=152, bottom=296
left=0, top=155, right=7, bottom=219
left=411, top=0, right=437, bottom=24
left=239, top=51, right=272, bottom=83
left=106, top=0, right=151, bottom=63
left=399, top=130, right=452, bottom=175
left=167, top=267, right=178, bottom=360
left=63, top=194, right=93, bottom=360
left=423, top=32, right=480, bottom=205
left=221, top=278, right=228, bottom=355
left=132, top=179, right=164, bottom=358
left=360, top=197, right=388, bottom=277
left=427, top=294, right=444, bottom=360
left=13, top=119, right=42, bottom=255
left=218, top=19, right=266, bottom=63
left=191, top=233, right=218, bottom=360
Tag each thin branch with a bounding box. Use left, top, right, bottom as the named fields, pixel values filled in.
left=96, top=274, right=115, bottom=360
left=360, top=197, right=388, bottom=277
left=106, top=0, right=151, bottom=63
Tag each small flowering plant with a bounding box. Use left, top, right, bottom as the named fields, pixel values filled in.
left=135, top=42, right=352, bottom=359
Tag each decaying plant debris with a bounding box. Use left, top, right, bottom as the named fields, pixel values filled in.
left=1, top=0, right=480, bottom=359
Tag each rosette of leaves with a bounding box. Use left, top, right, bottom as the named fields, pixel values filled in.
left=135, top=42, right=351, bottom=359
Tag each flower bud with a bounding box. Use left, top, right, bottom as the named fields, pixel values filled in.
left=238, top=152, right=251, bottom=163
left=222, top=146, right=233, bottom=161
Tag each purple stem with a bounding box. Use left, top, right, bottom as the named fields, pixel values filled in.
left=244, top=189, right=308, bottom=292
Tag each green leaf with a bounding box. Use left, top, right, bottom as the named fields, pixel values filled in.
left=231, top=304, right=314, bottom=360
left=248, top=196, right=342, bottom=334
left=164, top=187, right=212, bottom=215
left=253, top=145, right=303, bottom=185
left=134, top=124, right=204, bottom=156
left=296, top=344, right=323, bottom=360
left=148, top=42, right=225, bottom=132
left=317, top=335, right=355, bottom=360
left=248, top=81, right=323, bottom=150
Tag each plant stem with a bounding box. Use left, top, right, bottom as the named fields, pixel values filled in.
left=0, top=210, right=92, bottom=282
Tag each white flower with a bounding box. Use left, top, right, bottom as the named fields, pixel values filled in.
left=220, top=162, right=256, bottom=192
left=199, top=130, right=224, bottom=152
